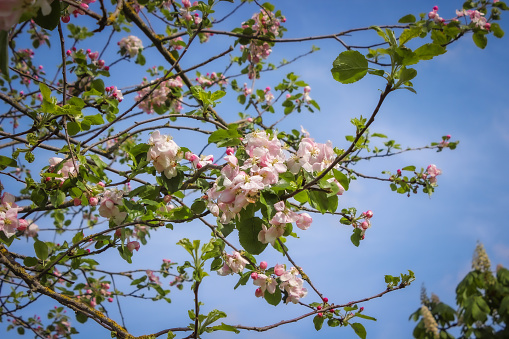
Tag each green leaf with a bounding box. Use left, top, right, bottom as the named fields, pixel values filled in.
left=351, top=228, right=362, bottom=247
left=0, top=155, right=17, bottom=170
left=23, top=256, right=39, bottom=267
left=356, top=313, right=377, bottom=321
left=401, top=166, right=416, bottom=171
left=33, top=0, right=61, bottom=30
left=313, top=315, right=324, bottom=331
left=191, top=200, right=206, bottom=214
left=414, top=43, right=446, bottom=61
left=40, top=82, right=52, bottom=101
left=264, top=287, right=282, bottom=306
left=399, top=27, right=421, bottom=46
left=237, top=217, right=268, bottom=255
left=31, top=188, right=48, bottom=208
left=473, top=32, right=488, bottom=49
left=398, top=14, right=416, bottom=23
left=210, top=323, right=240, bottom=334
left=50, top=190, right=65, bottom=207
left=166, top=330, right=176, bottom=339
left=75, top=311, right=88, bottom=324
left=34, top=241, right=49, bottom=261
left=333, top=169, right=349, bottom=191
left=351, top=323, right=367, bottom=339
left=0, top=31, right=8, bottom=77
left=431, top=30, right=448, bottom=45
left=67, top=121, right=81, bottom=136
left=331, top=50, right=368, bottom=84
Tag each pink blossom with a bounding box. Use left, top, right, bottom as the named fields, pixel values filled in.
left=295, top=213, right=312, bottom=230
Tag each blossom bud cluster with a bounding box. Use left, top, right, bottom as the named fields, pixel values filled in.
left=118, top=35, right=144, bottom=58
left=253, top=264, right=308, bottom=304
left=179, top=0, right=202, bottom=25
left=241, top=10, right=285, bottom=78
left=66, top=47, right=109, bottom=71
left=136, top=78, right=184, bottom=114
left=106, top=86, right=123, bottom=102
left=258, top=201, right=312, bottom=245
left=76, top=281, right=113, bottom=307
left=195, top=72, right=228, bottom=88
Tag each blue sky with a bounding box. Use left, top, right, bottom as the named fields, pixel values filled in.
left=2, top=1, right=509, bottom=338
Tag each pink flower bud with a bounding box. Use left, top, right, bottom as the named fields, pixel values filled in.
left=360, top=307, right=364, bottom=312
left=62, top=15, right=70, bottom=23
left=397, top=169, right=402, bottom=176
left=66, top=50, right=72, bottom=56
left=98, top=181, right=105, bottom=187
left=17, top=219, right=28, bottom=232
left=259, top=261, right=268, bottom=270
left=446, top=134, right=451, bottom=139
left=89, top=197, right=98, bottom=206
left=274, top=264, right=285, bottom=276
left=317, top=306, right=322, bottom=310
left=433, top=6, right=439, bottom=11
left=251, top=272, right=258, bottom=280
left=365, top=210, right=373, bottom=218
left=247, top=117, right=253, bottom=122
left=317, top=313, right=323, bottom=317
left=73, top=198, right=82, bottom=206
left=163, top=195, right=172, bottom=203
left=104, top=66, right=110, bottom=71
left=108, top=297, right=113, bottom=302
left=127, top=241, right=140, bottom=252
left=255, top=287, right=264, bottom=298
left=86, top=249, right=91, bottom=253
left=226, top=147, right=235, bottom=155
left=323, top=297, right=328, bottom=303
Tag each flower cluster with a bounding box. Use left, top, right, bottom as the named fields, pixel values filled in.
left=425, top=164, right=442, bottom=186
left=287, top=137, right=337, bottom=175
left=456, top=8, right=491, bottom=30
left=251, top=264, right=308, bottom=304
left=146, top=130, right=183, bottom=179
left=185, top=151, right=214, bottom=169
left=48, top=157, right=78, bottom=182
left=217, top=251, right=249, bottom=275
left=420, top=305, right=439, bottom=338
left=98, top=189, right=126, bottom=225
left=206, top=131, right=288, bottom=223
left=258, top=201, right=312, bottom=245
left=118, top=35, right=144, bottom=58
left=136, top=77, right=183, bottom=114
left=0, top=192, right=22, bottom=237
left=0, top=0, right=54, bottom=31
